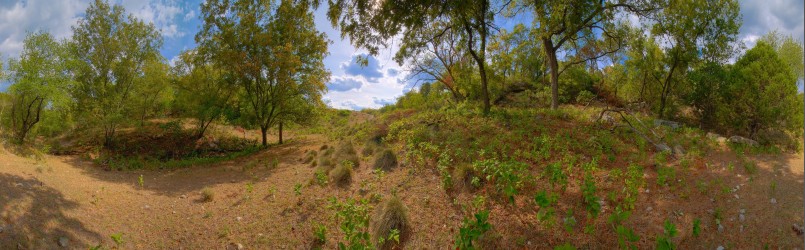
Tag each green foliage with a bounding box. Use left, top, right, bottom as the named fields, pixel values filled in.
left=609, top=206, right=639, bottom=249
left=312, top=222, right=327, bottom=244
left=554, top=243, right=576, bottom=250
left=692, top=218, right=701, bottom=237
left=722, top=41, right=803, bottom=142
left=294, top=183, right=303, bottom=196
left=534, top=190, right=558, bottom=226
left=328, top=197, right=373, bottom=250
left=473, top=159, right=529, bottom=202
left=110, top=233, right=124, bottom=246
left=314, top=168, right=329, bottom=186
left=581, top=172, right=601, bottom=218
left=455, top=210, right=491, bottom=250
left=623, top=164, right=644, bottom=210
left=655, top=220, right=677, bottom=250
left=198, top=0, right=328, bottom=146
left=70, top=0, right=163, bottom=147
left=656, top=166, right=676, bottom=186
left=544, top=162, right=569, bottom=192
left=138, top=175, right=144, bottom=188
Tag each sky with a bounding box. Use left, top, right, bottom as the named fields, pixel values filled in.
left=0, top=0, right=802, bottom=110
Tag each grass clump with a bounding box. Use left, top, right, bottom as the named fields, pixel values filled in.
left=373, top=149, right=398, bottom=171
left=452, top=164, right=480, bottom=191
left=303, top=150, right=317, bottom=164
left=372, top=196, right=409, bottom=249
left=201, top=188, right=214, bottom=202
left=330, top=161, right=354, bottom=187
left=334, top=141, right=360, bottom=168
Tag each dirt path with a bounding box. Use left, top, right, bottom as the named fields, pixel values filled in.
left=0, top=135, right=802, bottom=249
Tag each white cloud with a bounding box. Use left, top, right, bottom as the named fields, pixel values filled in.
left=184, top=10, right=195, bottom=21
left=121, top=0, right=186, bottom=38
left=0, top=0, right=88, bottom=59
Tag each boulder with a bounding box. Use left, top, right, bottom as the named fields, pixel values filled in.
left=654, top=119, right=680, bottom=129
left=655, top=143, right=672, bottom=153
left=706, top=132, right=727, bottom=143
left=672, top=145, right=685, bottom=158
left=728, top=136, right=758, bottom=146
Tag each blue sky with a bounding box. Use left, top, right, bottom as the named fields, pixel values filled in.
left=0, top=0, right=802, bottom=109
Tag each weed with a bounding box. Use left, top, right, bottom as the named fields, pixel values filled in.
left=554, top=243, right=577, bottom=250
left=138, top=174, right=144, bottom=188
left=372, top=168, right=386, bottom=180
left=655, top=220, right=677, bottom=250
left=582, top=173, right=601, bottom=218
left=245, top=182, right=254, bottom=193
left=303, top=150, right=318, bottom=164
left=623, top=164, right=644, bottom=210
left=203, top=212, right=212, bottom=219
left=615, top=225, right=640, bottom=249
left=727, top=162, right=735, bottom=171
left=544, top=162, right=569, bottom=192
left=692, top=218, right=701, bottom=237
left=534, top=190, right=558, bottom=226
left=110, top=233, right=124, bottom=246
left=656, top=166, right=676, bottom=187
left=314, top=168, right=329, bottom=186
left=328, top=197, right=373, bottom=249
left=294, top=183, right=303, bottom=196
left=201, top=188, right=214, bottom=202
left=563, top=209, right=577, bottom=233
left=312, top=222, right=327, bottom=244
left=474, top=159, right=529, bottom=202
left=743, top=161, right=758, bottom=175
left=372, top=196, right=409, bottom=248
left=455, top=210, right=491, bottom=249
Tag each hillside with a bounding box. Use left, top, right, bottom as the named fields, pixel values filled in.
left=1, top=106, right=802, bottom=249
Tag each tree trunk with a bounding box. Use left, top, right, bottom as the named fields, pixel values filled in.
left=278, top=122, right=283, bottom=144
left=658, top=62, right=678, bottom=119
left=544, top=38, right=560, bottom=110
left=260, top=126, right=268, bottom=147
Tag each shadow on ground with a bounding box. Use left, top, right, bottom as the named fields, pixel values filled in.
left=0, top=173, right=103, bottom=249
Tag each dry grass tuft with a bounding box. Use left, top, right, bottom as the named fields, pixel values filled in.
left=373, top=149, right=398, bottom=171
left=329, top=161, right=353, bottom=187
left=201, top=188, right=214, bottom=202
left=372, top=196, right=409, bottom=249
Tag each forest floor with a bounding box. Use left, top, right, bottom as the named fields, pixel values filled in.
left=0, top=111, right=803, bottom=249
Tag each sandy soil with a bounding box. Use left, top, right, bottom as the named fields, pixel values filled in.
left=0, top=131, right=802, bottom=249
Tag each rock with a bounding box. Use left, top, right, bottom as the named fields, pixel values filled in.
left=646, top=206, right=653, bottom=212
left=707, top=132, right=727, bottom=143
left=793, top=224, right=804, bottom=236
left=771, top=198, right=777, bottom=204
left=656, top=143, right=672, bottom=153
left=236, top=216, right=242, bottom=221
left=739, top=208, right=746, bottom=214
left=654, top=119, right=680, bottom=129
left=734, top=194, right=739, bottom=199
left=739, top=214, right=745, bottom=222
left=728, top=136, right=758, bottom=146
left=58, top=237, right=69, bottom=247
left=718, top=223, right=724, bottom=232
left=180, top=195, right=187, bottom=199
left=672, top=145, right=685, bottom=157
left=227, top=243, right=244, bottom=250
left=717, top=246, right=725, bottom=250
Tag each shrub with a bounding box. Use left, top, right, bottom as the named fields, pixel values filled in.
left=455, top=210, right=491, bottom=249
left=330, top=161, right=354, bottom=187
left=372, top=196, right=409, bottom=249
left=201, top=188, right=214, bottom=202
left=303, top=150, right=317, bottom=164
left=314, top=167, right=329, bottom=186
left=473, top=159, right=529, bottom=202
left=373, top=149, right=398, bottom=171
left=328, top=197, right=372, bottom=249
left=362, top=144, right=375, bottom=157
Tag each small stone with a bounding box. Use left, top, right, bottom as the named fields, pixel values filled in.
left=645, top=189, right=650, bottom=193
left=739, top=214, right=745, bottom=222
left=646, top=206, right=653, bottom=212
left=172, top=211, right=176, bottom=214
left=718, top=224, right=724, bottom=232
left=771, top=198, right=777, bottom=204
left=0, top=225, right=4, bottom=233
left=180, top=195, right=187, bottom=199
left=236, top=216, right=242, bottom=221
left=717, top=246, right=725, bottom=250
left=734, top=194, right=739, bottom=199
left=739, top=209, right=746, bottom=214
left=710, top=198, right=715, bottom=202
left=144, top=205, right=150, bottom=209
left=58, top=237, right=69, bottom=247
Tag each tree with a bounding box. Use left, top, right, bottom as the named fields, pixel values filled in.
left=759, top=30, right=804, bottom=81
left=405, top=21, right=466, bottom=101
left=530, top=0, right=656, bottom=109
left=70, top=0, right=163, bottom=147
left=724, top=41, right=802, bottom=140
left=649, top=0, right=741, bottom=118
left=326, top=0, right=504, bottom=114
left=198, top=0, right=329, bottom=146
left=172, top=50, right=236, bottom=139
left=133, top=58, right=172, bottom=126
left=6, top=32, right=72, bottom=143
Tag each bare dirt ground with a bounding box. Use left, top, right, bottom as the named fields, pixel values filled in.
left=0, top=128, right=803, bottom=249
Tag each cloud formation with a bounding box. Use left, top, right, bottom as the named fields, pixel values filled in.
left=341, top=53, right=384, bottom=83
left=327, top=76, right=364, bottom=92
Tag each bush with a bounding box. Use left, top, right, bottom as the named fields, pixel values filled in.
left=201, top=188, right=214, bottom=202
left=330, top=161, right=354, bottom=187
left=373, top=149, right=398, bottom=171
left=361, top=144, right=375, bottom=157
left=303, top=150, right=317, bottom=164
left=372, top=196, right=409, bottom=248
